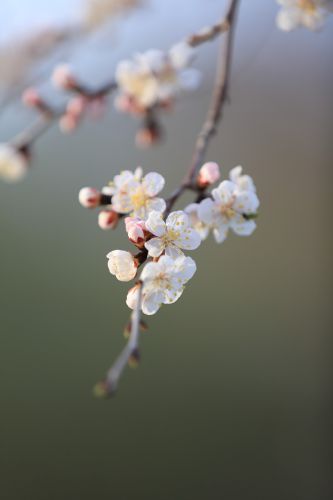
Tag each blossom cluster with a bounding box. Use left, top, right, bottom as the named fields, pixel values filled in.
left=79, top=162, right=259, bottom=315
left=276, top=0, right=331, bottom=31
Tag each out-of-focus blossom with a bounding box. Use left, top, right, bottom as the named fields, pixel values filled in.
left=0, top=144, right=28, bottom=183
left=98, top=209, right=119, bottom=229
left=51, top=64, right=76, bottom=90
left=276, top=0, right=329, bottom=31
left=115, top=42, right=200, bottom=110
left=78, top=187, right=101, bottom=208
left=126, top=255, right=196, bottom=315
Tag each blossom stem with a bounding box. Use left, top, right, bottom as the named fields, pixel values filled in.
left=95, top=281, right=143, bottom=397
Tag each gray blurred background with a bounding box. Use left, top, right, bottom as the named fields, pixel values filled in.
left=0, top=1, right=332, bottom=499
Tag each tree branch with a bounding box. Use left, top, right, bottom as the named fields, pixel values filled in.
left=94, top=281, right=143, bottom=397
left=165, top=0, right=240, bottom=213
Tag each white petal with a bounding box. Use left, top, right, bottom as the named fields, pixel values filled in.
left=140, top=261, right=161, bottom=282
left=169, top=42, right=195, bottom=69
left=145, top=197, right=166, bottom=216
left=176, top=228, right=201, bottom=251
left=230, top=217, right=256, bottom=236
left=276, top=8, right=301, bottom=30
left=134, top=166, right=143, bottom=180
left=173, top=256, right=197, bottom=283
left=142, top=291, right=164, bottom=315
left=197, top=198, right=215, bottom=224
left=166, top=210, right=189, bottom=231
left=213, top=224, right=229, bottom=244
left=233, top=191, right=260, bottom=214
left=142, top=172, right=165, bottom=197
left=145, top=210, right=166, bottom=236
left=145, top=237, right=165, bottom=257
left=165, top=245, right=184, bottom=259
left=212, top=180, right=235, bottom=204
left=111, top=192, right=133, bottom=213
left=163, top=286, right=184, bottom=304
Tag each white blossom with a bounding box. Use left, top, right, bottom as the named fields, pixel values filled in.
left=0, top=144, right=27, bottom=183
left=115, top=42, right=200, bottom=109
left=276, top=0, right=328, bottom=31
left=110, top=167, right=166, bottom=219
left=198, top=168, right=260, bottom=244
left=144, top=210, right=201, bottom=258
left=107, top=250, right=137, bottom=282
left=126, top=255, right=196, bottom=315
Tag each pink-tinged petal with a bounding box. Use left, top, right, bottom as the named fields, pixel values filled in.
left=145, top=237, right=165, bottom=257
left=142, top=172, right=165, bottom=197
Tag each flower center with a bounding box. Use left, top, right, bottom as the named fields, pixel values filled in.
left=130, top=186, right=147, bottom=210
left=165, top=228, right=180, bottom=242
left=297, top=0, right=316, bottom=13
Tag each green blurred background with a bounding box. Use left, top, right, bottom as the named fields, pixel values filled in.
left=0, top=1, right=332, bottom=499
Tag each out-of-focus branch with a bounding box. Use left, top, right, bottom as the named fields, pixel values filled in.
left=166, top=0, right=240, bottom=213
left=94, top=281, right=143, bottom=397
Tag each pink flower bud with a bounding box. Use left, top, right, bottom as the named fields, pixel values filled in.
left=22, top=87, right=42, bottom=108
left=78, top=187, right=101, bottom=208
left=197, top=162, right=220, bottom=187
left=98, top=210, right=119, bottom=230
left=66, top=96, right=87, bottom=117
left=125, top=217, right=146, bottom=244
left=135, top=126, right=160, bottom=149
left=59, top=113, right=79, bottom=133
left=52, top=64, right=76, bottom=90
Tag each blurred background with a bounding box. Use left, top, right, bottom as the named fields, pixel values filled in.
left=0, top=1, right=332, bottom=499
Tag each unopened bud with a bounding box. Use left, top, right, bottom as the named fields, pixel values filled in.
left=125, top=217, right=146, bottom=245
left=22, top=87, right=43, bottom=108
left=52, top=64, right=77, bottom=90
left=78, top=187, right=101, bottom=208
left=98, top=210, right=119, bottom=230
left=66, top=95, right=87, bottom=117
left=115, top=94, right=145, bottom=116
left=135, top=125, right=161, bottom=149
left=197, top=162, right=220, bottom=187
left=59, top=113, right=79, bottom=133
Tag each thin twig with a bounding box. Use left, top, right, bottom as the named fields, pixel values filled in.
left=95, top=281, right=143, bottom=397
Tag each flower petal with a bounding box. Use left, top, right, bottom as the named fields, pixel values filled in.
left=142, top=172, right=165, bottom=197
left=212, top=180, right=235, bottom=204
left=230, top=216, right=256, bottom=236
left=145, top=237, right=165, bottom=257
left=213, top=224, right=229, bottom=244
left=142, top=290, right=164, bottom=315
left=165, top=245, right=184, bottom=259
left=233, top=191, right=259, bottom=214
left=145, top=210, right=166, bottom=236
left=176, top=227, right=201, bottom=251
left=197, top=198, right=215, bottom=224
left=166, top=210, right=189, bottom=231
